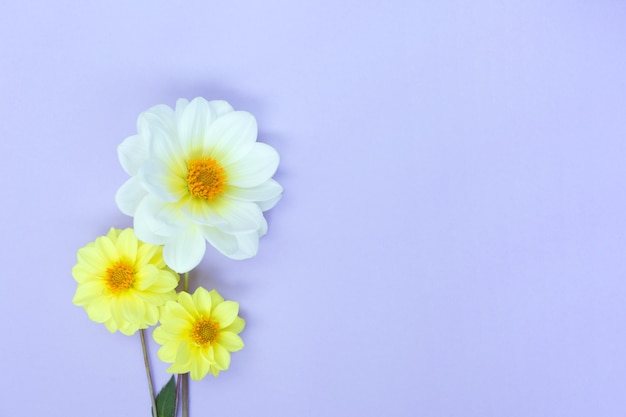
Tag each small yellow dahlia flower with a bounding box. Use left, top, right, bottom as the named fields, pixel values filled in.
left=72, top=228, right=179, bottom=336
left=153, top=287, right=245, bottom=380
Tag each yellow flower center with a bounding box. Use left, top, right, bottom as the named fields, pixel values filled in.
left=191, top=317, right=220, bottom=346
left=105, top=261, right=135, bottom=293
left=186, top=158, right=227, bottom=201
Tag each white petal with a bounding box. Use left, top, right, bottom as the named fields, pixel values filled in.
left=177, top=97, right=217, bottom=157
left=118, top=134, right=149, bottom=175
left=214, top=200, right=264, bottom=233
left=208, top=100, right=234, bottom=117
left=231, top=230, right=260, bottom=259
left=134, top=196, right=188, bottom=245
left=257, top=193, right=282, bottom=212
left=134, top=215, right=168, bottom=245
left=257, top=216, right=268, bottom=237
left=225, top=143, right=279, bottom=188
left=201, top=228, right=260, bottom=260
left=175, top=98, right=190, bottom=123
left=223, top=179, right=283, bottom=203
left=148, top=124, right=187, bottom=176
left=206, top=111, right=257, bottom=164
left=163, top=226, right=206, bottom=273
left=138, top=104, right=176, bottom=137
left=200, top=226, right=239, bottom=257
left=180, top=198, right=228, bottom=227
left=116, top=177, right=148, bottom=216
left=141, top=158, right=187, bottom=203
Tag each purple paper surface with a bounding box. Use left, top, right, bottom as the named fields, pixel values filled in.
left=1, top=1, right=626, bottom=416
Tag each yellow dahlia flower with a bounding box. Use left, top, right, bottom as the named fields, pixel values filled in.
left=115, top=97, right=282, bottom=273
left=153, top=287, right=245, bottom=380
left=72, top=228, right=179, bottom=336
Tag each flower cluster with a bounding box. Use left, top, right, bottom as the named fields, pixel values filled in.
left=72, top=97, right=281, bottom=416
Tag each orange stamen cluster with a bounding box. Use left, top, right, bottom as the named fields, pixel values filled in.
left=190, top=317, right=220, bottom=346
left=186, top=158, right=227, bottom=201
left=105, top=261, right=135, bottom=293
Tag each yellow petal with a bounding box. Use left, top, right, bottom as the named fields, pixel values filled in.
left=72, top=262, right=103, bottom=283
left=221, top=316, right=245, bottom=334
left=116, top=228, right=138, bottom=264
left=157, top=340, right=178, bottom=362
left=76, top=247, right=107, bottom=272
left=211, top=301, right=238, bottom=328
left=119, top=294, right=146, bottom=323
left=190, top=354, right=211, bottom=381
left=135, top=264, right=158, bottom=290
left=177, top=292, right=200, bottom=318
left=217, top=332, right=244, bottom=352
left=167, top=301, right=195, bottom=322
left=95, top=235, right=119, bottom=264
left=85, top=297, right=112, bottom=323
left=73, top=281, right=104, bottom=305
left=208, top=289, right=224, bottom=309
left=104, top=318, right=118, bottom=333
left=208, top=365, right=221, bottom=377
left=193, top=287, right=212, bottom=316
left=213, top=343, right=231, bottom=370
left=175, top=340, right=193, bottom=367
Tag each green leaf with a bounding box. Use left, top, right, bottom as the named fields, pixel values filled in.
left=154, top=376, right=177, bottom=417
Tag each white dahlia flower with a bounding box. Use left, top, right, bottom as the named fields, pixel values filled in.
left=115, top=97, right=282, bottom=272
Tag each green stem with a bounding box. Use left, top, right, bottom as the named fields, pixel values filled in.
left=181, top=271, right=190, bottom=417
left=140, top=329, right=158, bottom=417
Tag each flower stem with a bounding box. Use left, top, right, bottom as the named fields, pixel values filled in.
left=140, top=329, right=158, bottom=417
left=174, top=374, right=181, bottom=416
left=181, top=271, right=190, bottom=417
left=182, top=373, right=189, bottom=417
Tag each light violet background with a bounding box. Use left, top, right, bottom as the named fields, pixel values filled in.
left=1, top=1, right=625, bottom=416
